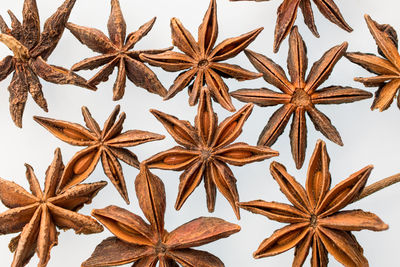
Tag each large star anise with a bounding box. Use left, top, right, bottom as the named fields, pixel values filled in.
left=33, top=105, right=164, bottom=204
left=66, top=0, right=171, bottom=100
left=231, top=26, right=372, bottom=169
left=0, top=0, right=95, bottom=128
left=346, top=15, right=400, bottom=112
left=144, top=87, right=278, bottom=219
left=140, top=0, right=263, bottom=112
left=0, top=148, right=105, bottom=267
left=230, top=0, right=352, bottom=52
left=238, top=140, right=388, bottom=267
left=82, top=165, right=240, bottom=267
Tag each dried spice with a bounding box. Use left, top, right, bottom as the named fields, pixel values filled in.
left=144, top=87, right=278, bottom=219
left=0, top=0, right=95, bottom=128
left=33, top=105, right=164, bottom=204
left=82, top=165, right=240, bottom=267
left=0, top=148, right=105, bottom=267
left=230, top=0, right=352, bottom=52
left=238, top=140, right=388, bottom=266
left=346, top=15, right=400, bottom=111
left=67, top=0, right=171, bottom=100
left=231, top=26, right=372, bottom=169
left=140, top=0, right=263, bottom=112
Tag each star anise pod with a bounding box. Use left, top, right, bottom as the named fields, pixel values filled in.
left=346, top=15, right=400, bottom=112
left=144, top=87, right=278, bottom=219
left=0, top=148, right=105, bottom=267
left=140, top=0, right=263, bottom=112
left=231, top=26, right=372, bottom=169
left=33, top=105, right=164, bottom=204
left=66, top=0, right=171, bottom=100
left=82, top=165, right=240, bottom=267
left=230, top=0, right=352, bottom=52
left=238, top=140, right=388, bottom=267
left=0, top=0, right=95, bottom=128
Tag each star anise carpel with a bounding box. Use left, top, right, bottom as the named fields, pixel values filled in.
left=140, top=0, right=263, bottom=112
left=346, top=15, right=400, bottom=112
left=144, top=87, right=278, bottom=219
left=0, top=0, right=95, bottom=128
left=238, top=140, right=388, bottom=267
left=33, top=105, right=165, bottom=204
left=82, top=165, right=240, bottom=267
left=66, top=0, right=172, bottom=101
left=231, top=26, right=372, bottom=169
left=0, top=148, right=105, bottom=267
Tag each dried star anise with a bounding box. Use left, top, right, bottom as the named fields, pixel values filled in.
left=0, top=148, right=105, bottom=267
left=230, top=0, right=352, bottom=52
left=66, top=0, right=171, bottom=100
left=82, top=165, right=240, bottom=267
left=144, top=87, right=278, bottom=219
left=140, top=0, right=263, bottom=112
left=0, top=0, right=95, bottom=128
left=238, top=140, right=388, bottom=267
left=346, top=15, right=400, bottom=111
left=231, top=26, right=372, bottom=169
left=33, top=105, right=164, bottom=204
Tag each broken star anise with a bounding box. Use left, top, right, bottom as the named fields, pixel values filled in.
left=0, top=0, right=95, bottom=128
left=140, top=0, right=263, bottom=112
left=82, top=165, right=240, bottom=267
left=66, top=0, right=172, bottom=100
left=231, top=26, right=372, bottom=169
left=346, top=15, right=400, bottom=111
left=33, top=105, right=164, bottom=204
left=0, top=148, right=105, bottom=267
left=238, top=140, right=388, bottom=267
left=144, top=87, right=278, bottom=219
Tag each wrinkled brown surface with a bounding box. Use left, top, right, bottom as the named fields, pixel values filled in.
left=33, top=105, right=165, bottom=204
left=231, top=26, right=372, bottom=169
left=238, top=140, right=388, bottom=267
left=0, top=148, right=105, bottom=267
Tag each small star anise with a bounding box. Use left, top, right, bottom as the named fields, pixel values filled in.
left=140, top=0, right=263, bottom=112
left=346, top=15, right=400, bottom=111
left=66, top=0, right=172, bottom=100
left=231, top=26, right=372, bottom=169
left=82, top=165, right=240, bottom=267
left=0, top=148, right=105, bottom=267
left=33, top=105, right=164, bottom=204
left=144, top=87, right=278, bottom=219
left=0, top=0, right=95, bottom=127
left=238, top=140, right=388, bottom=267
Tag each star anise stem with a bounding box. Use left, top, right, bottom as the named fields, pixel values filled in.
left=355, top=172, right=400, bottom=202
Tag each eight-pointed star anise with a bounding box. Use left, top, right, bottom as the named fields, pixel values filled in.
left=231, top=26, right=372, bottom=169
left=140, top=0, right=263, bottom=112
left=144, top=87, right=278, bottom=219
left=230, top=0, right=352, bottom=52
left=238, top=140, right=388, bottom=267
left=82, top=165, right=240, bottom=267
left=0, top=0, right=95, bottom=128
left=346, top=15, right=400, bottom=112
left=0, top=148, right=105, bottom=267
left=33, top=105, right=164, bottom=204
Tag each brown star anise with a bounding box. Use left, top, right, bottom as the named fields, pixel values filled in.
left=140, top=0, right=263, bottom=112
left=33, top=105, right=164, bottom=204
left=230, top=0, right=352, bottom=52
left=346, top=15, right=400, bottom=111
left=0, top=148, right=105, bottom=267
left=144, top=87, right=278, bottom=219
left=82, top=165, right=240, bottom=267
left=231, top=26, right=372, bottom=169
left=238, top=140, right=388, bottom=267
left=0, top=0, right=95, bottom=128
left=66, top=0, right=171, bottom=100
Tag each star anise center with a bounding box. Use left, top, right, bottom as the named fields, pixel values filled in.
left=200, top=147, right=213, bottom=161
left=197, top=58, right=210, bottom=68
left=290, top=88, right=312, bottom=107
left=154, top=240, right=168, bottom=256
left=309, top=214, right=318, bottom=228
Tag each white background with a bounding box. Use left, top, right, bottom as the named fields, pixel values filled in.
left=0, top=0, right=399, bottom=266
